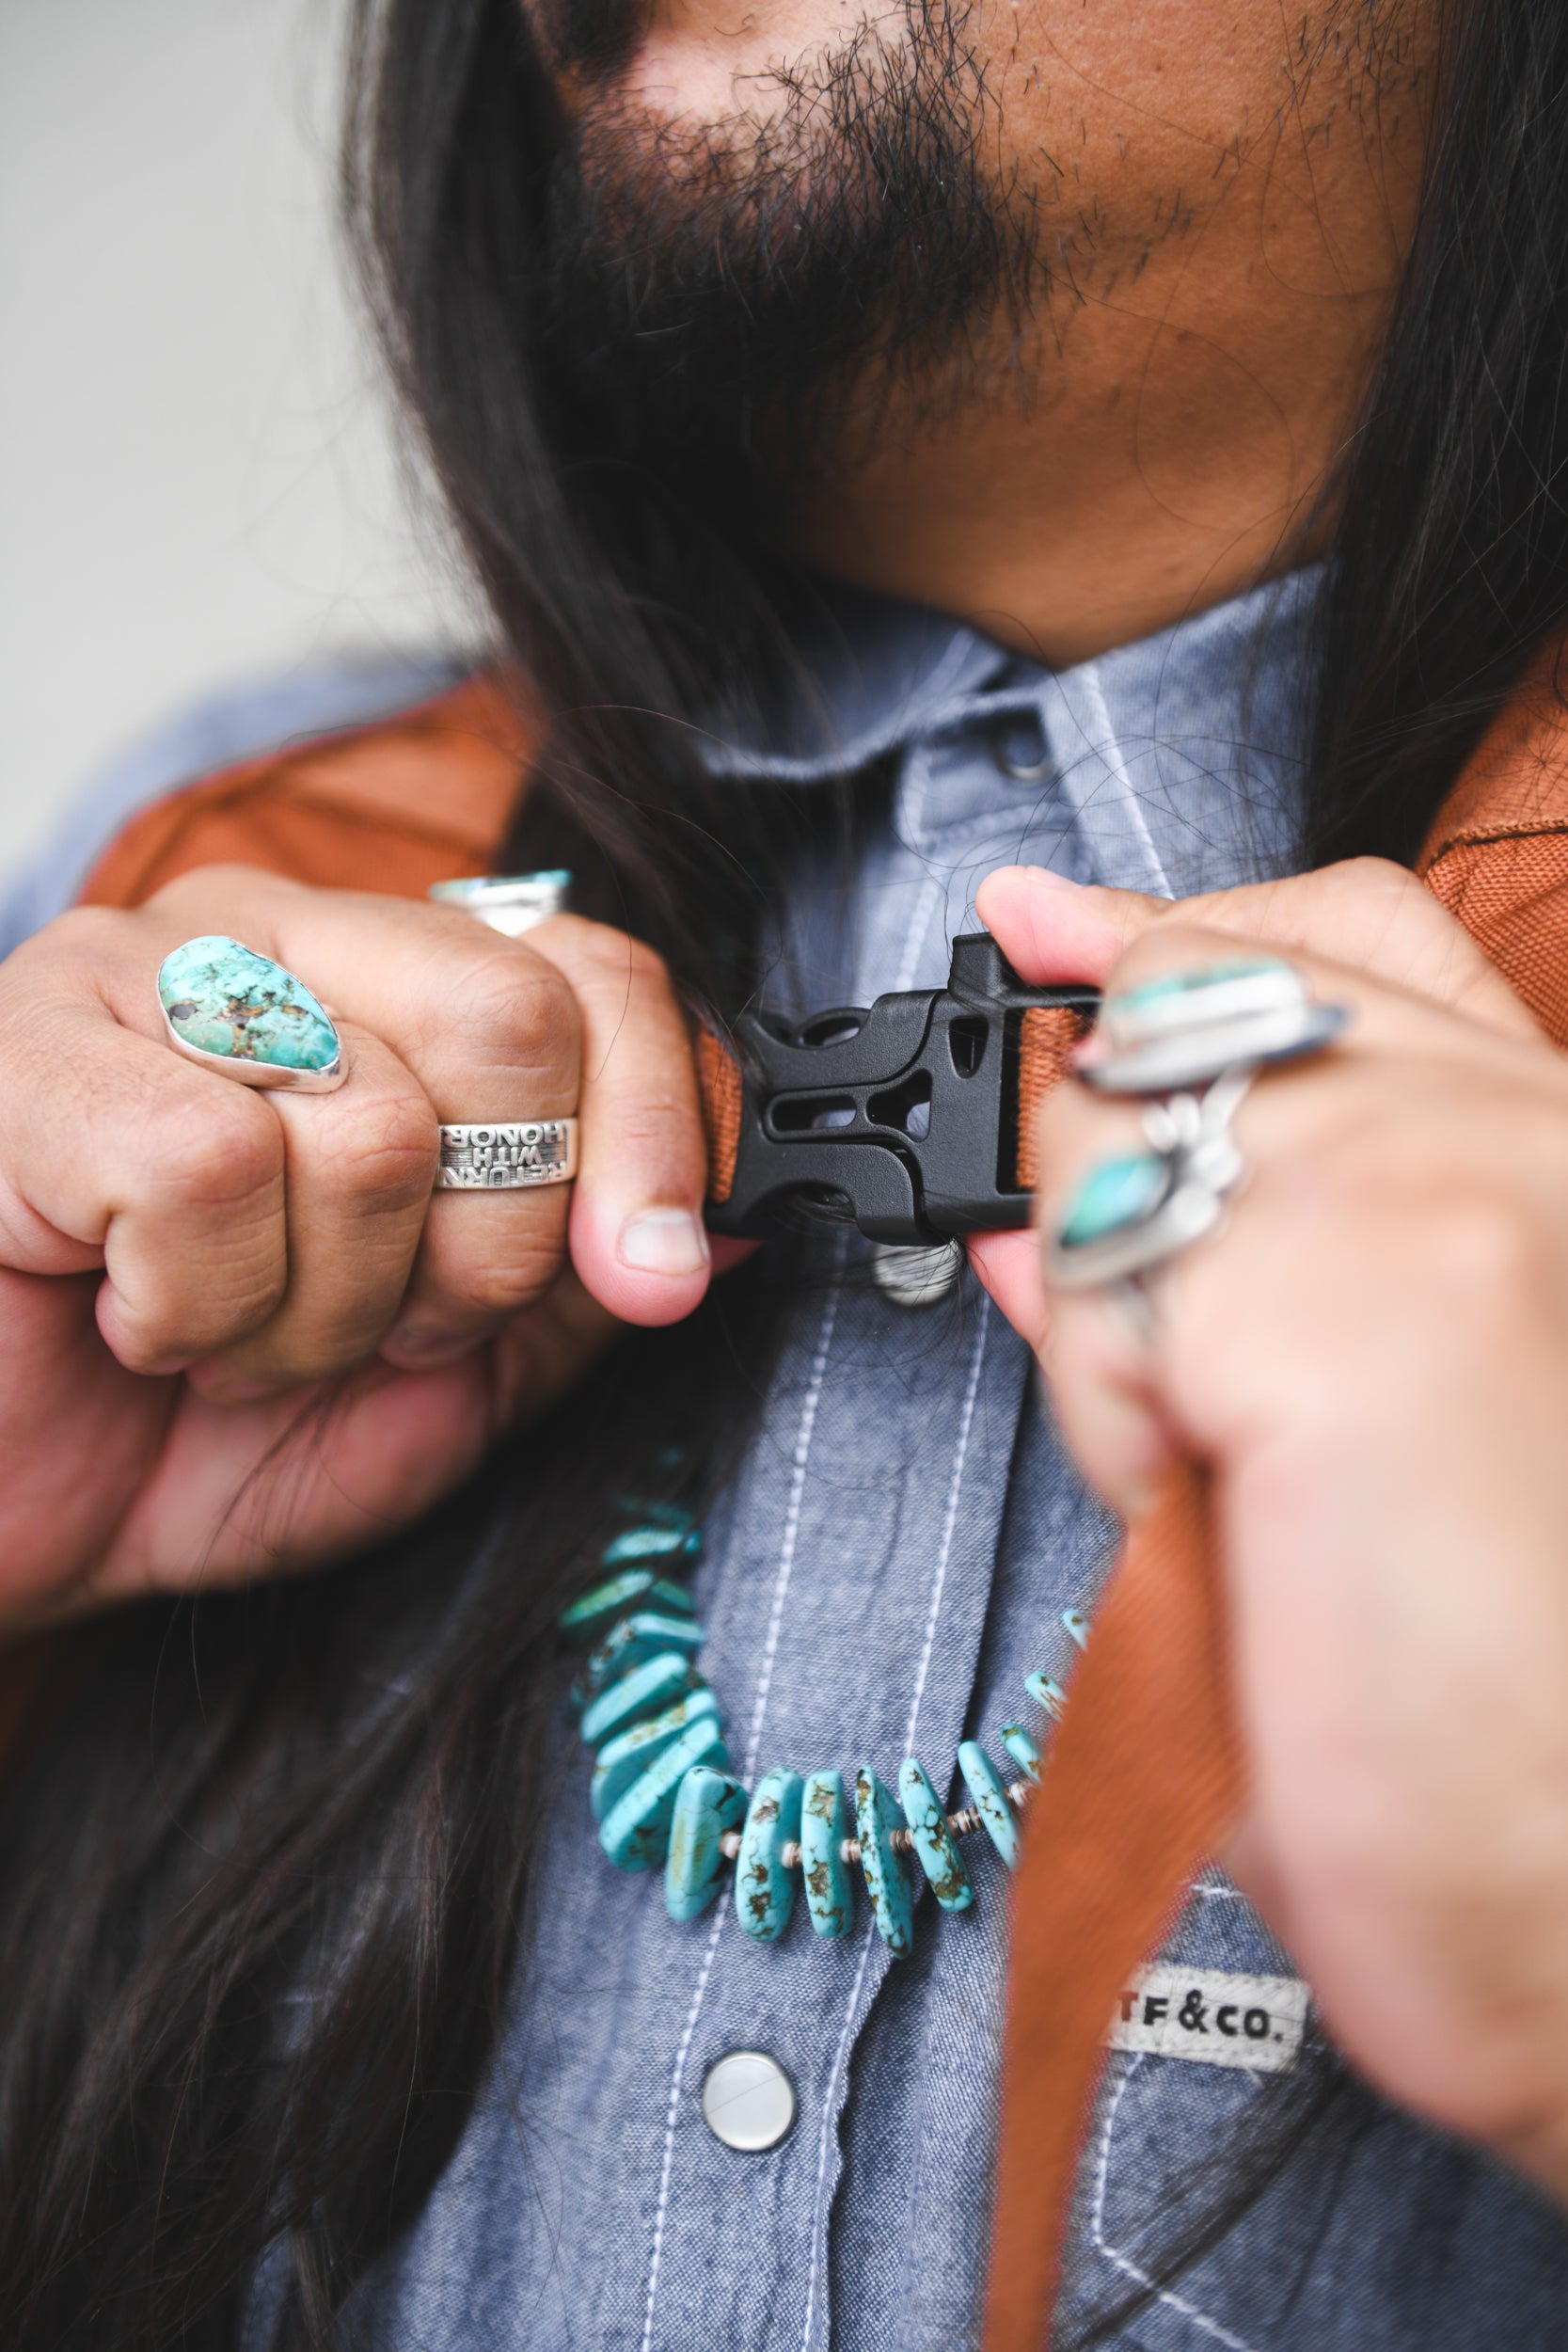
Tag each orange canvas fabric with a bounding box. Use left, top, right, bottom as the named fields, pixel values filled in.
left=77, top=673, right=529, bottom=913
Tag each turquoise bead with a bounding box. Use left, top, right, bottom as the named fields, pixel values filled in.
left=572, top=1611, right=703, bottom=1713
left=591, top=1688, right=720, bottom=1821
left=601, top=1521, right=702, bottom=1572
left=897, top=1756, right=973, bottom=1913
left=598, top=1714, right=729, bottom=1871
left=958, top=1740, right=1020, bottom=1869
left=1062, top=1606, right=1091, bottom=1650
left=735, top=1768, right=803, bottom=1943
left=558, top=1568, right=695, bottom=1645
left=854, top=1767, right=914, bottom=1956
left=800, top=1769, right=852, bottom=1938
left=157, top=936, right=339, bottom=1073
left=1056, top=1152, right=1168, bottom=1250
left=1000, top=1723, right=1043, bottom=1782
left=1025, top=1671, right=1068, bottom=1724
left=578, top=1651, right=699, bottom=1748
left=665, top=1764, right=747, bottom=1921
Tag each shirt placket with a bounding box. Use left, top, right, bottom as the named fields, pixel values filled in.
left=635, top=1248, right=1030, bottom=2352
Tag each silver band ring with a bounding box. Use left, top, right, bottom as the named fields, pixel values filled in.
left=436, top=1119, right=579, bottom=1189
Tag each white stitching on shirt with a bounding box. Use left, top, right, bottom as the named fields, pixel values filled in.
left=1089, top=2059, right=1260, bottom=2352
left=903, top=1294, right=990, bottom=1752
left=891, top=868, right=944, bottom=994
left=799, top=1916, right=879, bottom=2352
left=1071, top=663, right=1175, bottom=900
left=641, top=1252, right=846, bottom=2352
left=740, top=1245, right=847, bottom=1783
left=800, top=1296, right=992, bottom=2352
left=639, top=1902, right=728, bottom=2352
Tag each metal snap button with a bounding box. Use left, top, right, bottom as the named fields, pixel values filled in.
left=701, top=2050, right=797, bottom=2151
left=995, top=714, right=1052, bottom=781
left=871, top=1239, right=962, bottom=1308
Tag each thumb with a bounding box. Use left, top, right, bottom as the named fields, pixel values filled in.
left=974, top=866, right=1162, bottom=987
left=967, top=1228, right=1050, bottom=1350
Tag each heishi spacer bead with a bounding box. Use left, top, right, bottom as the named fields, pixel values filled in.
left=571, top=1611, right=703, bottom=1715
left=800, top=1769, right=853, bottom=1938
left=598, top=1713, right=729, bottom=1871
left=897, top=1756, right=974, bottom=1913
left=578, top=1652, right=701, bottom=1749
left=558, top=1567, right=696, bottom=1646
left=854, top=1767, right=914, bottom=1956
left=999, top=1723, right=1043, bottom=1782
left=665, top=1764, right=747, bottom=1921
left=736, top=1769, right=804, bottom=1942
left=591, top=1688, right=721, bottom=1822
left=957, top=1740, right=1020, bottom=1869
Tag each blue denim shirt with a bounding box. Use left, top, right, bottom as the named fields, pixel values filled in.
left=347, top=573, right=1567, bottom=2351
left=17, top=584, right=1568, bottom=2349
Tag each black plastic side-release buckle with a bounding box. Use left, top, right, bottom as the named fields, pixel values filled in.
left=705, top=934, right=1101, bottom=1245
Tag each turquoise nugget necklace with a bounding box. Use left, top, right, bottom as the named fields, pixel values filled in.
left=560, top=1505, right=1085, bottom=1957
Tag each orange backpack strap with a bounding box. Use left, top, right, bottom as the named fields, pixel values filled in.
left=984, top=651, right=1568, bottom=2352
left=77, top=673, right=531, bottom=913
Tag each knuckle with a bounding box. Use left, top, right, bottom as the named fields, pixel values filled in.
left=449, top=947, right=579, bottom=1061
left=1334, top=853, right=1421, bottom=902
left=1424, top=1186, right=1542, bottom=1309
left=144, top=862, right=301, bottom=919
left=569, top=919, right=670, bottom=994
left=4, top=903, right=132, bottom=990
left=310, top=1088, right=438, bottom=1210
left=441, top=1235, right=564, bottom=1319
left=600, top=1094, right=705, bottom=1169
left=135, top=1088, right=284, bottom=1215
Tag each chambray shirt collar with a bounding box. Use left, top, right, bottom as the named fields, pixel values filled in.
left=697, top=588, right=1009, bottom=785
left=704, top=566, right=1321, bottom=908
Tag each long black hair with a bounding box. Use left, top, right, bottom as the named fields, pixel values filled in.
left=5, top=1, right=1568, bottom=2344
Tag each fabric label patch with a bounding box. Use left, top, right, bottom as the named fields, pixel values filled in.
left=1107, top=1965, right=1307, bottom=2073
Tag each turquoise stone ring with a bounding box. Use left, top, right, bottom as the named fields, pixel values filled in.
left=157, top=936, right=344, bottom=1092
left=1055, top=1151, right=1170, bottom=1251
left=427, top=869, right=571, bottom=936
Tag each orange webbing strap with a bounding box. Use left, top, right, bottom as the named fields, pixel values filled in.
left=695, top=1000, right=1091, bottom=1207
left=983, top=1466, right=1239, bottom=2351
left=1016, top=1007, right=1096, bottom=1189
left=697, top=1031, right=745, bottom=1204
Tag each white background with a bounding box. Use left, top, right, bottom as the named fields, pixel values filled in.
left=0, top=0, right=477, bottom=876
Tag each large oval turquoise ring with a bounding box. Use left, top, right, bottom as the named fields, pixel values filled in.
left=157, top=936, right=346, bottom=1093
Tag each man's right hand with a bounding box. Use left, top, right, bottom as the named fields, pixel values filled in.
left=0, top=864, right=716, bottom=1630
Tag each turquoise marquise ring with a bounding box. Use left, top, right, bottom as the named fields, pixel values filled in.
left=157, top=936, right=346, bottom=1093
left=1048, top=958, right=1350, bottom=1294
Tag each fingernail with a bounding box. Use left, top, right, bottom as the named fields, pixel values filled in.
left=381, top=1322, right=484, bottom=1367
left=618, top=1207, right=710, bottom=1277
left=1022, top=865, right=1083, bottom=890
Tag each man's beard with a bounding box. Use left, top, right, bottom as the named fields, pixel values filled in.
left=528, top=0, right=1038, bottom=517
